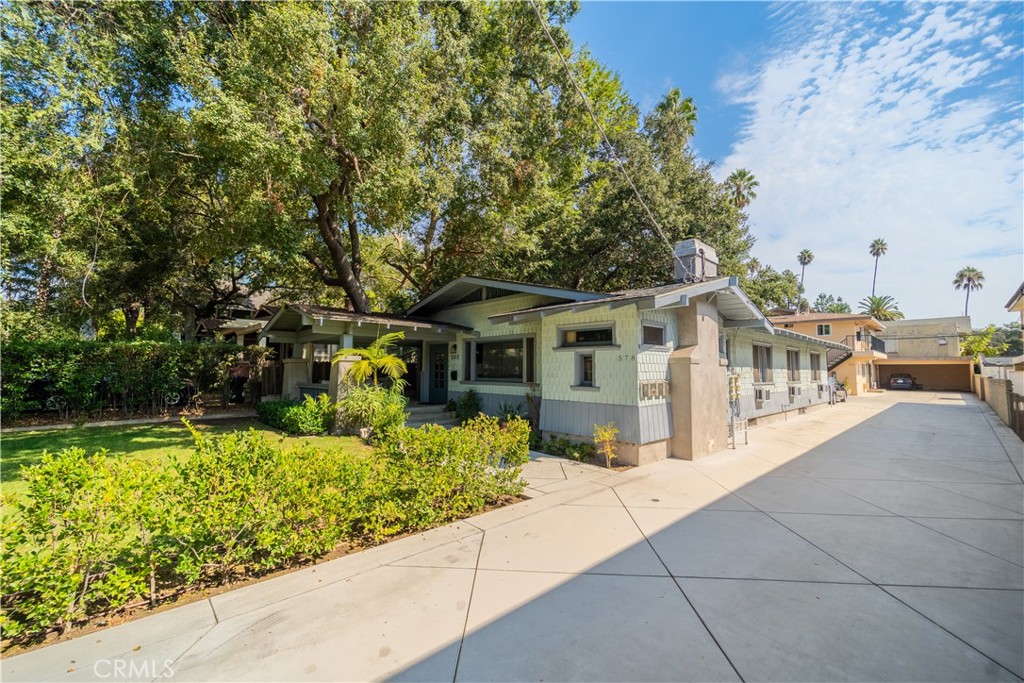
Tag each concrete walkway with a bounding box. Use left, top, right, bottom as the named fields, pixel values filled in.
left=4, top=392, right=1022, bottom=682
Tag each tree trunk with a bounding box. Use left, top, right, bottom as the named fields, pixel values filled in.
left=123, top=302, right=143, bottom=335
left=965, top=288, right=970, bottom=317
left=310, top=189, right=371, bottom=313
left=871, top=257, right=879, bottom=297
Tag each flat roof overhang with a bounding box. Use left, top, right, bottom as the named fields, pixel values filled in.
left=259, top=304, right=472, bottom=345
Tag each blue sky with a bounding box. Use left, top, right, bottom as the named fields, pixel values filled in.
left=569, top=1, right=1023, bottom=326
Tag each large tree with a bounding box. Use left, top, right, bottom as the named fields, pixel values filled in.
left=726, top=169, right=758, bottom=209
left=858, top=294, right=905, bottom=321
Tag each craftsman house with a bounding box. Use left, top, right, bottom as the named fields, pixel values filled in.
left=259, top=239, right=848, bottom=465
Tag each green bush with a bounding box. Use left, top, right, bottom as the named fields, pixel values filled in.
left=540, top=434, right=596, bottom=462
left=336, top=386, right=408, bottom=443
left=368, top=416, right=530, bottom=537
left=0, top=339, right=254, bottom=420
left=256, top=395, right=334, bottom=436
left=1, top=415, right=531, bottom=641
left=453, top=389, right=482, bottom=423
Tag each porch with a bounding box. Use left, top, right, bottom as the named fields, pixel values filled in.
left=258, top=303, right=473, bottom=406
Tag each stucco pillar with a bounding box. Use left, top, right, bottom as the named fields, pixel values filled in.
left=668, top=296, right=729, bottom=460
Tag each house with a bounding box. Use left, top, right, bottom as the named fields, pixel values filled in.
left=767, top=312, right=887, bottom=395
left=259, top=239, right=848, bottom=466
left=873, top=317, right=973, bottom=391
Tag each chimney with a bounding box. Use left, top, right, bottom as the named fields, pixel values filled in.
left=674, top=238, right=718, bottom=282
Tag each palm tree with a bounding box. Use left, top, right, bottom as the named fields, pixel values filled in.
left=857, top=295, right=905, bottom=321
left=797, top=249, right=814, bottom=292
left=726, top=169, right=759, bottom=209
left=746, top=257, right=762, bottom=278
left=869, top=238, right=888, bottom=296
left=953, top=266, right=985, bottom=317
left=332, top=331, right=408, bottom=387
left=649, top=88, right=698, bottom=152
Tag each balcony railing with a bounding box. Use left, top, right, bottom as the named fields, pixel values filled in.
left=843, top=334, right=887, bottom=353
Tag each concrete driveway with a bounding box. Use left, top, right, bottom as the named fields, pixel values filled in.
left=4, top=392, right=1022, bottom=682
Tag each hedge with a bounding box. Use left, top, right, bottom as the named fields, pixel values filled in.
left=0, top=416, right=530, bottom=641
left=0, top=339, right=268, bottom=419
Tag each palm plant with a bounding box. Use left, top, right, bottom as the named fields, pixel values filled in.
left=952, top=266, right=985, bottom=317
left=726, top=169, right=759, bottom=209
left=332, top=331, right=408, bottom=388
left=869, top=238, right=888, bottom=296
left=857, top=295, right=905, bottom=321
left=797, top=249, right=814, bottom=292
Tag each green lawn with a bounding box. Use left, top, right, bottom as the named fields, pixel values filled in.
left=1, top=419, right=372, bottom=497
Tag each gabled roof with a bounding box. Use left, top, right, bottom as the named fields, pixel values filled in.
left=488, top=276, right=769, bottom=328
left=769, top=312, right=885, bottom=331
left=406, top=277, right=603, bottom=317
left=1006, top=282, right=1024, bottom=313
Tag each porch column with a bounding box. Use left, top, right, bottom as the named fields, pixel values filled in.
left=328, top=332, right=355, bottom=434
left=419, top=339, right=430, bottom=404
left=281, top=342, right=308, bottom=400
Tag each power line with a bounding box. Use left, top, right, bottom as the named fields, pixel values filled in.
left=526, top=0, right=693, bottom=280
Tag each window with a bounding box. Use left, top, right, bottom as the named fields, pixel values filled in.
left=562, top=327, right=613, bottom=347
left=787, top=349, right=800, bottom=382
left=752, top=344, right=773, bottom=383
left=642, top=324, right=665, bottom=346
left=579, top=353, right=595, bottom=387
left=810, top=352, right=821, bottom=381
left=475, top=340, right=524, bottom=380
left=816, top=324, right=832, bottom=336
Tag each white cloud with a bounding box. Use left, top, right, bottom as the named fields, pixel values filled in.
left=720, top=2, right=1023, bottom=325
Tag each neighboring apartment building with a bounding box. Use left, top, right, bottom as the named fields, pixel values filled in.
left=768, top=312, right=886, bottom=395
left=258, top=239, right=847, bottom=466
left=873, top=316, right=973, bottom=391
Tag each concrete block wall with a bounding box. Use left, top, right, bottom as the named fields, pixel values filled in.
left=981, top=377, right=1013, bottom=428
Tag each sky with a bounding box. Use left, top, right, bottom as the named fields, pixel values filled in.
left=569, top=1, right=1023, bottom=327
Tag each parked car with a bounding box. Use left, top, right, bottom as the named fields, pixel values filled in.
left=888, top=373, right=914, bottom=390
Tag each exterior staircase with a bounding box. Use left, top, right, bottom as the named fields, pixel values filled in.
left=826, top=346, right=853, bottom=371
left=405, top=403, right=460, bottom=428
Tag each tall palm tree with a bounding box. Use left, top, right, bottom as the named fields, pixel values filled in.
left=953, top=266, right=985, bottom=317
left=650, top=87, right=698, bottom=149
left=726, top=169, right=759, bottom=209
left=332, top=331, right=408, bottom=387
left=869, top=238, right=888, bottom=296
left=857, top=295, right=905, bottom=321
left=797, top=249, right=814, bottom=292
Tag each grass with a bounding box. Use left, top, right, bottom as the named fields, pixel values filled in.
left=0, top=419, right=373, bottom=498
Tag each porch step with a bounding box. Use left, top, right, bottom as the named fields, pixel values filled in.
left=405, top=403, right=459, bottom=428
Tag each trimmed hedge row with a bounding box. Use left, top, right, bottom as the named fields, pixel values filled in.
left=0, top=416, right=530, bottom=641
left=0, top=340, right=268, bottom=419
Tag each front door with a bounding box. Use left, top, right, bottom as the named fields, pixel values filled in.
left=428, top=343, right=448, bottom=404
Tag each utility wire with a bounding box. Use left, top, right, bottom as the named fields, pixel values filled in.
left=526, top=0, right=693, bottom=280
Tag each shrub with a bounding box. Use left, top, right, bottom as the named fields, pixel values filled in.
left=256, top=395, right=334, bottom=436
left=0, top=416, right=530, bottom=641
left=496, top=401, right=524, bottom=423
left=453, top=389, right=482, bottom=423
left=335, top=386, right=408, bottom=443
left=540, top=434, right=596, bottom=462
left=593, top=422, right=619, bottom=468
left=0, top=339, right=251, bottom=420
left=367, top=415, right=530, bottom=538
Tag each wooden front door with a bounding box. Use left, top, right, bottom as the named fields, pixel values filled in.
left=428, top=343, right=449, bottom=404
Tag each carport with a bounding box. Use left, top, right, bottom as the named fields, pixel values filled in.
left=875, top=358, right=973, bottom=391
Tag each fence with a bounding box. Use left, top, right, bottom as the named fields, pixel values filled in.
left=977, top=376, right=1023, bottom=440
